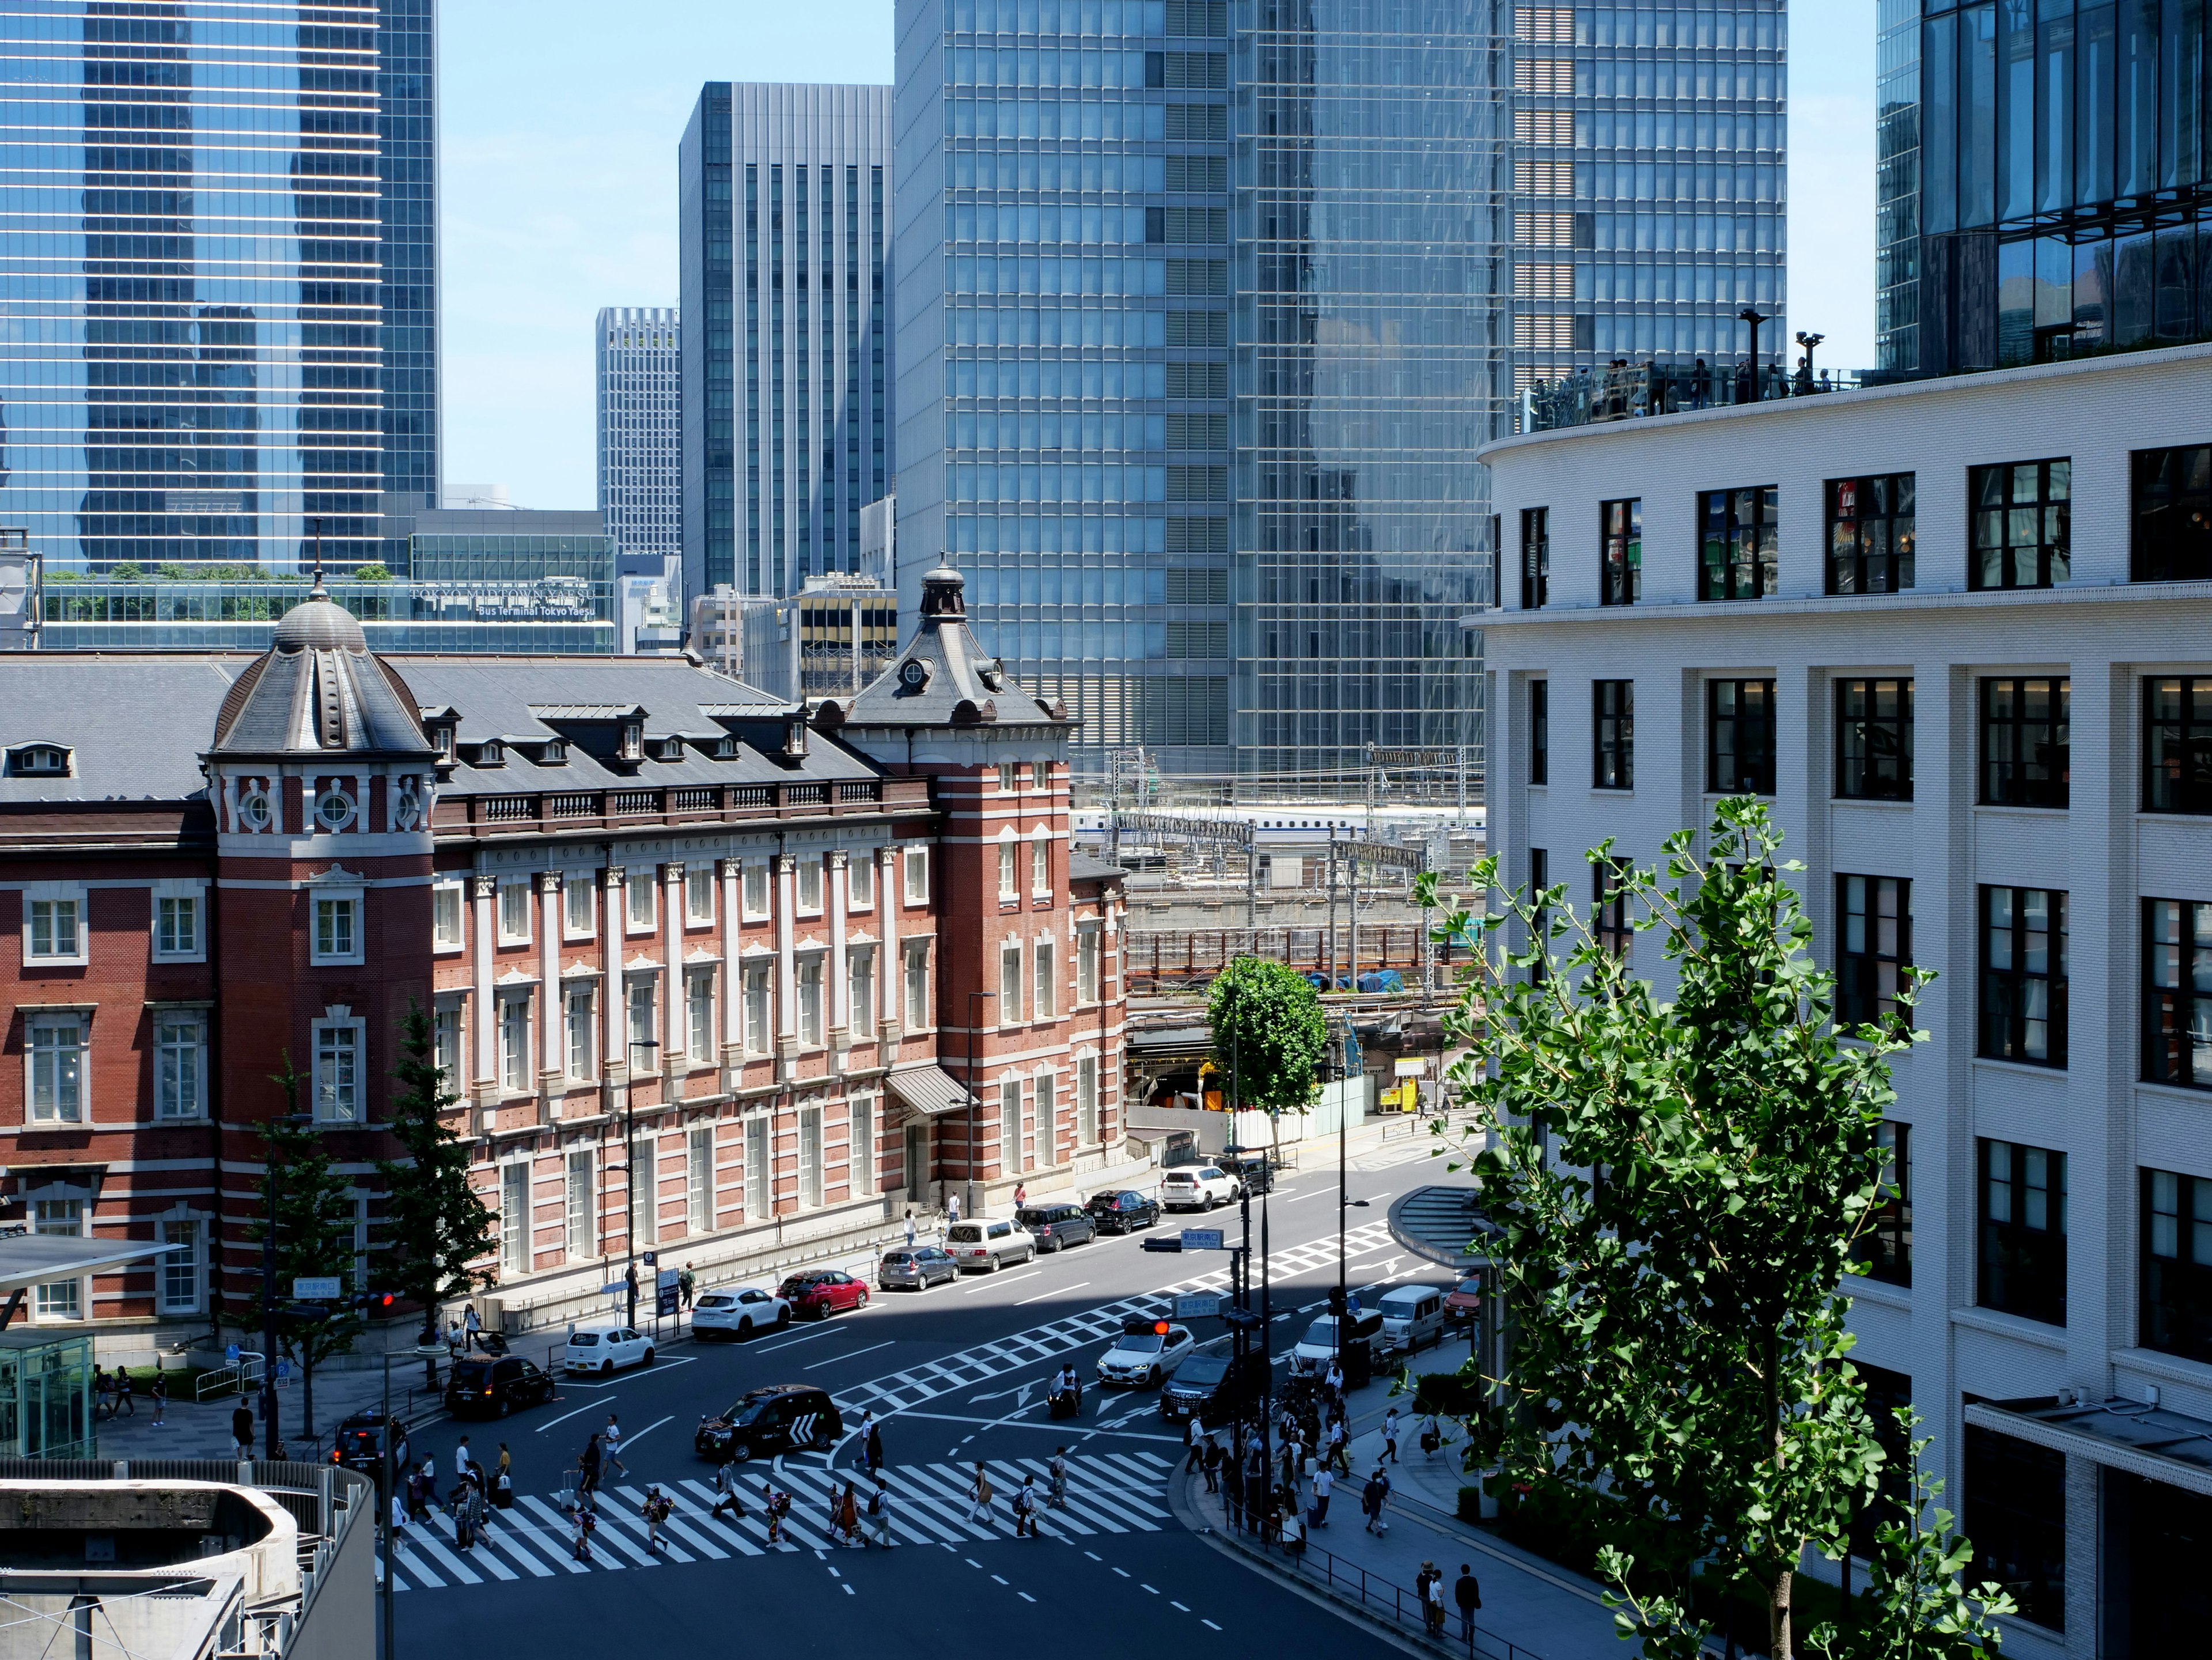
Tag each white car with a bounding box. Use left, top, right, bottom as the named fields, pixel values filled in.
left=1096, top=1319, right=1196, bottom=1389
left=1160, top=1166, right=1239, bottom=1212
left=691, top=1287, right=792, bottom=1341
left=563, top=1323, right=654, bottom=1376
left=945, top=1216, right=1036, bottom=1273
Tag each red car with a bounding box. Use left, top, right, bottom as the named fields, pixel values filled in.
left=779, top=1269, right=871, bottom=1319
left=1443, top=1275, right=1484, bottom=1323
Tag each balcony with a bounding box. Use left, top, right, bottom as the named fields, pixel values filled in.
left=441, top=776, right=908, bottom=838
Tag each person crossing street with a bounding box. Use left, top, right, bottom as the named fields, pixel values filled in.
left=763, top=1481, right=791, bottom=1545
left=602, top=1415, right=628, bottom=1479
left=1012, top=1474, right=1041, bottom=1538
left=863, top=1481, right=895, bottom=1548
left=641, top=1485, right=675, bottom=1551
left=1048, top=1447, right=1069, bottom=1509
left=707, top=1459, right=746, bottom=1521
left=865, top=1415, right=885, bottom=1479
left=965, top=1462, right=995, bottom=1528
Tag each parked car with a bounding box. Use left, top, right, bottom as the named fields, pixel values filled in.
left=878, top=1245, right=960, bottom=1290
left=1213, top=1149, right=1280, bottom=1196
left=1442, top=1275, right=1485, bottom=1325
left=1097, top=1315, right=1196, bottom=1389
left=1161, top=1166, right=1239, bottom=1212
left=1016, top=1203, right=1096, bottom=1253
left=946, top=1216, right=1036, bottom=1272
left=1085, top=1189, right=1161, bottom=1234
left=695, top=1384, right=843, bottom=1463
left=1159, top=1348, right=1270, bottom=1423
left=1377, top=1284, right=1451, bottom=1353
left=779, top=1269, right=871, bottom=1317
left=445, top=1353, right=556, bottom=1418
left=563, top=1324, right=654, bottom=1376
left=1287, top=1307, right=1385, bottom=1375
left=692, top=1285, right=792, bottom=1340
left=331, top=1412, right=407, bottom=1485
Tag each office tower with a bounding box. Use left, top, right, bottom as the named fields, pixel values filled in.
left=0, top=1, right=438, bottom=576
left=1880, top=2, right=2212, bottom=377
left=680, top=84, right=893, bottom=603
left=596, top=307, right=683, bottom=580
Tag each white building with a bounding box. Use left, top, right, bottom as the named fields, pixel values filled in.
left=1478, top=342, right=2212, bottom=1660
left=596, top=305, right=682, bottom=583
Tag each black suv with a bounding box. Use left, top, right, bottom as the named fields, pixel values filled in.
left=1214, top=1151, right=1280, bottom=1196
left=1085, top=1189, right=1161, bottom=1234
left=695, top=1384, right=843, bottom=1464
left=331, top=1412, right=408, bottom=1485
left=1160, top=1349, right=1270, bottom=1424
left=444, top=1355, right=555, bottom=1419
left=1017, top=1203, right=1096, bottom=1252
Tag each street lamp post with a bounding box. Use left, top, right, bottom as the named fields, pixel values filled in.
left=1738, top=307, right=1769, bottom=402
left=620, top=1035, right=660, bottom=1328
left=963, top=990, right=997, bottom=1220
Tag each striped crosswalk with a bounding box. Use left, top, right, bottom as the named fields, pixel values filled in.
left=377, top=1451, right=1175, bottom=1591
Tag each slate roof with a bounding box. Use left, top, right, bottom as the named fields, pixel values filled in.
left=210, top=591, right=434, bottom=759
left=831, top=565, right=1070, bottom=732
left=1069, top=850, right=1127, bottom=886
left=0, top=653, right=249, bottom=803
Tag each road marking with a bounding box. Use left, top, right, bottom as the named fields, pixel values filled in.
left=533, top=1400, right=604, bottom=1435
left=758, top=1326, right=842, bottom=1353
left=827, top=1565, right=842, bottom=1579
left=965, top=1557, right=983, bottom=1568
left=1280, top=1189, right=1332, bottom=1203
left=1142, top=1582, right=1160, bottom=1594
left=1017, top=1281, right=1087, bottom=1305
left=1203, top=1620, right=1223, bottom=1631
left=1113, top=1567, right=1130, bottom=1578
left=805, top=1340, right=895, bottom=1371
left=962, top=1269, right=1042, bottom=1294
left=844, top=1584, right=856, bottom=1595
left=620, top=1414, right=675, bottom=1449
left=1018, top=1591, right=1036, bottom=1602
left=992, top=1574, right=1009, bottom=1585
left=1084, top=1551, right=1101, bottom=1561
left=1172, top=1601, right=1190, bottom=1611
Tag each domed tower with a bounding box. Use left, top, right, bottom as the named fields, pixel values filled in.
left=205, top=580, right=438, bottom=1135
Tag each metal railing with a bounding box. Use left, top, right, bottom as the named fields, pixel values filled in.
left=457, top=779, right=908, bottom=830
left=1520, top=359, right=1869, bottom=433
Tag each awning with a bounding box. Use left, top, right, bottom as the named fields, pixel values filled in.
left=885, top=1063, right=972, bottom=1118
left=0, top=1237, right=182, bottom=1295
left=1966, top=1396, right=2212, bottom=1498
left=1388, top=1185, right=1505, bottom=1270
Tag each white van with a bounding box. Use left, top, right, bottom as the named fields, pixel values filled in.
left=1288, top=1308, right=1385, bottom=1374
left=945, top=1216, right=1036, bottom=1273
left=1377, top=1284, right=1450, bottom=1354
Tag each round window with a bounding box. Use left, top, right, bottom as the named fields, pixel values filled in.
left=315, top=789, right=355, bottom=831
left=238, top=789, right=271, bottom=830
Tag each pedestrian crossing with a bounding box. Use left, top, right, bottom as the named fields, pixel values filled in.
left=377, top=1450, right=1177, bottom=1591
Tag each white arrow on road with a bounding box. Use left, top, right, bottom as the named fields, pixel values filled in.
left=968, top=1379, right=1042, bottom=1411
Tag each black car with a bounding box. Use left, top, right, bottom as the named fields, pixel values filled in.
left=695, top=1384, right=844, bottom=1464
left=331, top=1412, right=408, bottom=1485
left=1160, top=1349, right=1271, bottom=1423
left=444, top=1355, right=556, bottom=1419
left=1214, top=1151, right=1279, bottom=1196
left=1085, top=1189, right=1160, bottom=1234
left=1017, top=1203, right=1096, bottom=1252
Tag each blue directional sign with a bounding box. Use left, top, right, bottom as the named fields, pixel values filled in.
left=1173, top=1294, right=1222, bottom=1319
left=1179, top=1228, right=1225, bottom=1251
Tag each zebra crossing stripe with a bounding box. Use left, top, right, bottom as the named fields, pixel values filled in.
left=668, top=1482, right=769, bottom=1555
left=402, top=1522, right=484, bottom=1585
left=430, top=1514, right=520, bottom=1580
left=484, top=1512, right=590, bottom=1575
left=384, top=1538, right=444, bottom=1591
left=590, top=1502, right=692, bottom=1564
left=612, top=1486, right=727, bottom=1560
left=1089, top=1452, right=1176, bottom=1514
left=897, top=1462, right=1012, bottom=1533
left=517, top=1495, right=628, bottom=1570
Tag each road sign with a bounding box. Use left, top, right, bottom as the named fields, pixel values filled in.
left=1173, top=1294, right=1222, bottom=1320
left=599, top=1283, right=626, bottom=1296
left=292, top=1276, right=340, bottom=1300
left=1179, top=1228, right=1225, bottom=1251
left=225, top=1344, right=240, bottom=1366
left=656, top=1285, right=679, bottom=1317
left=641, top=1251, right=658, bottom=1268
left=275, top=1360, right=291, bottom=1380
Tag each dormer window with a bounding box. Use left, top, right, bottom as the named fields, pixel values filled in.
left=715, top=737, right=740, bottom=759
left=6, top=743, right=71, bottom=777
left=540, top=740, right=568, bottom=766
left=652, top=737, right=683, bottom=762
left=620, top=722, right=643, bottom=761
left=472, top=740, right=505, bottom=767
left=431, top=726, right=454, bottom=761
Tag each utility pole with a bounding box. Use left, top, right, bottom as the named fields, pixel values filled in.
left=1348, top=853, right=1361, bottom=995
left=261, top=1159, right=281, bottom=1457
left=1325, top=829, right=1338, bottom=993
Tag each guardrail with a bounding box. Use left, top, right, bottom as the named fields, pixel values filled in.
left=195, top=1351, right=270, bottom=1402
left=460, top=777, right=893, bottom=834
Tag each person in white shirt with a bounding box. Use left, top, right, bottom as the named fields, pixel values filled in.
left=1311, top=1463, right=1335, bottom=1526
left=1382, top=1406, right=1402, bottom=1464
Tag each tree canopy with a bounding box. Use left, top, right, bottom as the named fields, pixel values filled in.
left=1206, top=955, right=1328, bottom=1114
left=374, top=1004, right=497, bottom=1341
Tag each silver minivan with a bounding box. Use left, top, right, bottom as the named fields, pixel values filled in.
left=1288, top=1308, right=1385, bottom=1374
left=946, top=1216, right=1036, bottom=1273
left=1377, top=1284, right=1450, bottom=1353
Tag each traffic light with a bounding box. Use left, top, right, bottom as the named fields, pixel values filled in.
left=350, top=1290, right=399, bottom=1314
left=1152, top=1320, right=1170, bottom=1336
left=1327, top=1284, right=1347, bottom=1318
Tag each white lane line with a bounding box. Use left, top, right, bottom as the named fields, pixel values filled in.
left=961, top=1270, right=1043, bottom=1294
left=1019, top=1591, right=1037, bottom=1602
left=533, top=1400, right=604, bottom=1435
left=1203, top=1619, right=1224, bottom=1631
left=805, top=1340, right=895, bottom=1371
left=1017, top=1281, right=1088, bottom=1305
left=1084, top=1551, right=1102, bottom=1561
left=1279, top=1189, right=1333, bottom=1203
left=619, top=1414, right=675, bottom=1450
left=759, top=1325, right=843, bottom=1352
left=992, top=1574, right=1009, bottom=1585
left=1141, top=1583, right=1160, bottom=1595
left=1172, top=1601, right=1190, bottom=1611
left=1112, top=1566, right=1131, bottom=1578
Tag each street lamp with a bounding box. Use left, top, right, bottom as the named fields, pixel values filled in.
left=1738, top=308, right=1769, bottom=403
left=1794, top=330, right=1826, bottom=393
left=963, top=990, right=997, bottom=1221
left=622, top=1034, right=660, bottom=1327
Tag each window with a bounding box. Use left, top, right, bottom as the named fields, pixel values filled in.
left=1593, top=680, right=1634, bottom=789
left=1836, top=678, right=1913, bottom=800
left=500, top=1162, right=529, bottom=1276
left=687, top=969, right=715, bottom=1061
left=434, top=1005, right=463, bottom=1080
left=1707, top=679, right=1777, bottom=795
left=313, top=896, right=360, bottom=964
left=1979, top=678, right=2069, bottom=807
left=685, top=867, right=715, bottom=925
left=1034, top=1072, right=1055, bottom=1163
left=903, top=846, right=930, bottom=905
left=627, top=978, right=658, bottom=1071
left=1979, top=1138, right=2067, bottom=1325
left=2131, top=443, right=2212, bottom=582
left=27, top=1015, right=85, bottom=1123
left=799, top=1106, right=824, bottom=1208
left=743, top=963, right=771, bottom=1053
left=154, top=892, right=202, bottom=959
left=848, top=946, right=876, bottom=1033
left=904, top=940, right=931, bottom=1028
left=433, top=882, right=465, bottom=950
left=154, top=1011, right=206, bottom=1121
left=998, top=759, right=1020, bottom=792
left=33, top=1198, right=83, bottom=1319
left=627, top=874, right=657, bottom=933
left=26, top=892, right=85, bottom=962
left=1000, top=1077, right=1024, bottom=1174
left=629, top=1135, right=654, bottom=1246
left=1963, top=1425, right=2066, bottom=1631
left=1000, top=940, right=1024, bottom=1023
left=1528, top=848, right=1550, bottom=984
left=1599, top=498, right=1641, bottom=606
left=1699, top=485, right=1780, bottom=600
left=1594, top=859, right=1631, bottom=959
left=998, top=835, right=1019, bottom=901
left=848, top=857, right=874, bottom=910
left=1031, top=760, right=1050, bottom=789
left=1838, top=876, right=1911, bottom=1028
left=742, top=863, right=771, bottom=918
left=851, top=1096, right=875, bottom=1192
left=1077, top=925, right=1101, bottom=1004
left=797, top=857, right=824, bottom=912
left=2145, top=1167, right=2212, bottom=1362
left=1033, top=939, right=1057, bottom=1020
left=500, top=997, right=532, bottom=1092
left=1968, top=458, right=2070, bottom=589
left=158, top=1219, right=202, bottom=1314
left=498, top=881, right=532, bottom=944
left=565, top=985, right=595, bottom=1079
left=315, top=1019, right=362, bottom=1123
left=1031, top=830, right=1051, bottom=895
left=1520, top=506, right=1550, bottom=609
left=1529, top=679, right=1548, bottom=785
left=2146, top=678, right=2212, bottom=814
left=797, top=958, right=824, bottom=1046
left=2145, top=898, right=2212, bottom=1088
left=565, top=1151, right=595, bottom=1260
left=744, top=1116, right=769, bottom=1219
left=1826, top=473, right=1916, bottom=593
left=687, top=1127, right=714, bottom=1234
left=1853, top=1121, right=1912, bottom=1285
left=565, top=876, right=595, bottom=937
left=1077, top=1054, right=1100, bottom=1144
left=1980, top=886, right=2068, bottom=1067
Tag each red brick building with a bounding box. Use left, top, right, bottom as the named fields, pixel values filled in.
left=0, top=564, right=1127, bottom=1347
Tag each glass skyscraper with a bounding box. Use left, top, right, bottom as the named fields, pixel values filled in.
left=680, top=83, right=892, bottom=602
left=596, top=306, right=681, bottom=578
left=0, top=0, right=438, bottom=577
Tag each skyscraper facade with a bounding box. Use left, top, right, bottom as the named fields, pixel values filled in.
left=596, top=306, right=681, bottom=577
left=680, top=83, right=892, bottom=602
left=0, top=0, right=438, bottom=577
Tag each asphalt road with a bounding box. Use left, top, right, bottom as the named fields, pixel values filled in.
left=385, top=1130, right=1459, bottom=1659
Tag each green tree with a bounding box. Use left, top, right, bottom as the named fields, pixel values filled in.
left=1434, top=800, right=1931, bottom=1660
left=245, top=1060, right=365, bottom=1439
left=110, top=561, right=143, bottom=580
left=1206, top=956, right=1328, bottom=1114
left=354, top=561, right=393, bottom=583
left=374, top=1004, right=497, bottom=1344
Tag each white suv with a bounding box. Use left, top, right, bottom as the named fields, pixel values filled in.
left=945, top=1217, right=1036, bottom=1273
left=1160, top=1166, right=1239, bottom=1212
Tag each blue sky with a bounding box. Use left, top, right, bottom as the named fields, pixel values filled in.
left=441, top=1, right=1876, bottom=509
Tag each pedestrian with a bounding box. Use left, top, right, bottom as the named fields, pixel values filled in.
left=1185, top=1414, right=1205, bottom=1473
left=1327, top=1416, right=1349, bottom=1475
left=1048, top=1446, right=1069, bottom=1508
left=830, top=1481, right=860, bottom=1548
left=865, top=1415, right=885, bottom=1478
left=1382, top=1406, right=1401, bottom=1464
left=1420, top=1412, right=1443, bottom=1457
left=764, top=1481, right=790, bottom=1545
left=115, top=1368, right=135, bottom=1417
left=457, top=1479, right=487, bottom=1550
left=864, top=1481, right=896, bottom=1549
left=603, top=1414, right=627, bottom=1477
left=1310, top=1464, right=1334, bottom=1527
left=1424, top=1562, right=1449, bottom=1637
left=642, top=1484, right=675, bottom=1551
left=419, top=1453, right=438, bottom=1508
left=946, top=1192, right=960, bottom=1227
left=1283, top=1504, right=1308, bottom=1558
left=1362, top=1467, right=1390, bottom=1534
left=623, top=1262, right=638, bottom=1312
left=569, top=1502, right=596, bottom=1562
left=679, top=1262, right=696, bottom=1310
left=708, top=1458, right=746, bottom=1521
left=1455, top=1564, right=1483, bottom=1645
left=1013, top=1474, right=1040, bottom=1538
left=1202, top=1434, right=1222, bottom=1494
left=149, top=1371, right=167, bottom=1427
left=577, top=1434, right=602, bottom=1506
left=1323, top=1358, right=1343, bottom=1400
left=93, top=1366, right=111, bottom=1419
left=965, top=1462, right=994, bottom=1527
left=463, top=1303, right=482, bottom=1351
left=1013, top=1181, right=1027, bottom=1211
left=446, top=1317, right=464, bottom=1362
left=1223, top=1450, right=1245, bottom=1527
left=497, top=1443, right=512, bottom=1491
left=389, top=1489, right=408, bottom=1539
left=904, top=1207, right=918, bottom=1249
left=453, top=1435, right=476, bottom=1488
left=403, top=1467, right=425, bottom=1524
